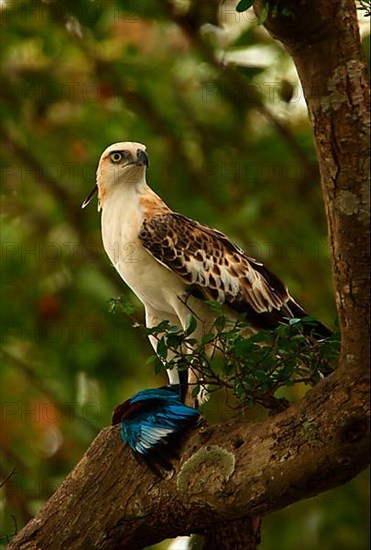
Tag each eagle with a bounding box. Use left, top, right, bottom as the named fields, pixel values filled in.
left=82, top=142, right=331, bottom=402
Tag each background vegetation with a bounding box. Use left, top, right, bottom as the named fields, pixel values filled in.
left=1, top=1, right=369, bottom=548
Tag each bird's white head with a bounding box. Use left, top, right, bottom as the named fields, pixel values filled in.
left=82, top=141, right=149, bottom=210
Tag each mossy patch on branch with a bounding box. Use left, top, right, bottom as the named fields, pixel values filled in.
left=177, top=445, right=236, bottom=495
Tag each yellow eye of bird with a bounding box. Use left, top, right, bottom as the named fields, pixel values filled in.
left=110, top=152, right=123, bottom=163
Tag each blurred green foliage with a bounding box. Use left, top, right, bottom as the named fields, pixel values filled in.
left=0, top=0, right=369, bottom=548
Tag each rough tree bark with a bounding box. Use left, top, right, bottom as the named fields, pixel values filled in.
left=8, top=1, right=370, bottom=548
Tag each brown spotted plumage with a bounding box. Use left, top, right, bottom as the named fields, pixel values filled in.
left=139, top=212, right=330, bottom=333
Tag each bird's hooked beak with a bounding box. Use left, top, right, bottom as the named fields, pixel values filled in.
left=81, top=185, right=98, bottom=209
left=136, top=149, right=149, bottom=167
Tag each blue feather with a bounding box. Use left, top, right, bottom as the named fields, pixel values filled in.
left=112, top=385, right=199, bottom=474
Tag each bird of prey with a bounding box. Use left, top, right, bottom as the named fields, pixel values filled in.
left=82, top=142, right=331, bottom=400
left=112, top=385, right=199, bottom=475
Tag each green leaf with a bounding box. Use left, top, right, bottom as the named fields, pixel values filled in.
left=185, top=338, right=198, bottom=346
left=214, top=315, right=226, bottom=332
left=205, top=300, right=223, bottom=313
left=288, top=317, right=302, bottom=327
left=201, top=333, right=215, bottom=345
left=145, top=320, right=169, bottom=336
left=154, top=357, right=164, bottom=374
left=192, top=385, right=200, bottom=398
left=234, top=339, right=254, bottom=357
left=167, top=333, right=184, bottom=349
left=168, top=324, right=182, bottom=333
left=156, top=337, right=168, bottom=360
left=185, top=315, right=197, bottom=336
left=236, top=0, right=254, bottom=13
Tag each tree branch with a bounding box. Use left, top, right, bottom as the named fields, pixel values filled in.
left=7, top=369, right=369, bottom=549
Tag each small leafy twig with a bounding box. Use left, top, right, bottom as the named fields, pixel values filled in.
left=109, top=295, right=339, bottom=413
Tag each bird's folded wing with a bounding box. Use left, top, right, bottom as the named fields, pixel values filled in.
left=122, top=422, right=174, bottom=455
left=121, top=406, right=199, bottom=455
left=139, top=212, right=305, bottom=329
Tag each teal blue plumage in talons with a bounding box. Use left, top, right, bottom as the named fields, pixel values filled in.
left=112, top=385, right=200, bottom=475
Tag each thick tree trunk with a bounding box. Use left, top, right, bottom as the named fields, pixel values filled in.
left=8, top=1, right=370, bottom=548
left=259, top=0, right=370, bottom=381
